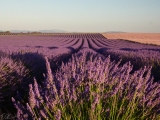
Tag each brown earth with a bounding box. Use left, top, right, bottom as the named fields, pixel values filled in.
left=102, top=33, right=160, bottom=45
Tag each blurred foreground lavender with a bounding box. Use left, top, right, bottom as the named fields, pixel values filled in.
left=12, top=50, right=160, bottom=120
left=0, top=56, right=29, bottom=103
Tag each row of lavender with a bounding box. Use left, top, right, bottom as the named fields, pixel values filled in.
left=0, top=34, right=160, bottom=118
left=0, top=35, right=85, bottom=114
left=86, top=38, right=160, bottom=82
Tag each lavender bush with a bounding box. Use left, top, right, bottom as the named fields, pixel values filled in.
left=12, top=51, right=160, bottom=120
left=0, top=56, right=29, bottom=113
left=99, top=48, right=160, bottom=82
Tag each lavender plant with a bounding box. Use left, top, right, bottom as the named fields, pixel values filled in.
left=0, top=56, right=29, bottom=113
left=99, top=48, right=160, bottom=82
left=12, top=52, right=160, bottom=120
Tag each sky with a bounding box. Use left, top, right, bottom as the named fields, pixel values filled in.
left=0, top=0, right=160, bottom=33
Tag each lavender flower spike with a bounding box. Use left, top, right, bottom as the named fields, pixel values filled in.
left=33, top=78, right=42, bottom=100
left=45, top=57, right=54, bottom=87
left=28, top=84, right=36, bottom=108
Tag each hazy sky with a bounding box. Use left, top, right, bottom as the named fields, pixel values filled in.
left=0, top=0, right=160, bottom=33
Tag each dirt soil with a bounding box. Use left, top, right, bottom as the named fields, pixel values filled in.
left=102, top=33, right=160, bottom=45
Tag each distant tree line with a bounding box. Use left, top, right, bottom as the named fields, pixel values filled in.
left=0, top=31, right=10, bottom=34
left=0, top=31, right=42, bottom=35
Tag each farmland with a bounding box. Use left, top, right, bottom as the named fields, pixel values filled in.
left=102, top=33, right=160, bottom=45
left=0, top=34, right=160, bottom=119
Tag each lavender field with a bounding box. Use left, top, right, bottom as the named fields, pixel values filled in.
left=0, top=34, right=160, bottom=119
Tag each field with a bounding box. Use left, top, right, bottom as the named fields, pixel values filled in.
left=0, top=34, right=160, bottom=119
left=102, top=33, right=160, bottom=45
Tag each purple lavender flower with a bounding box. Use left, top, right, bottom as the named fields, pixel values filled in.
left=54, top=109, right=61, bottom=120
left=28, top=84, right=36, bottom=108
